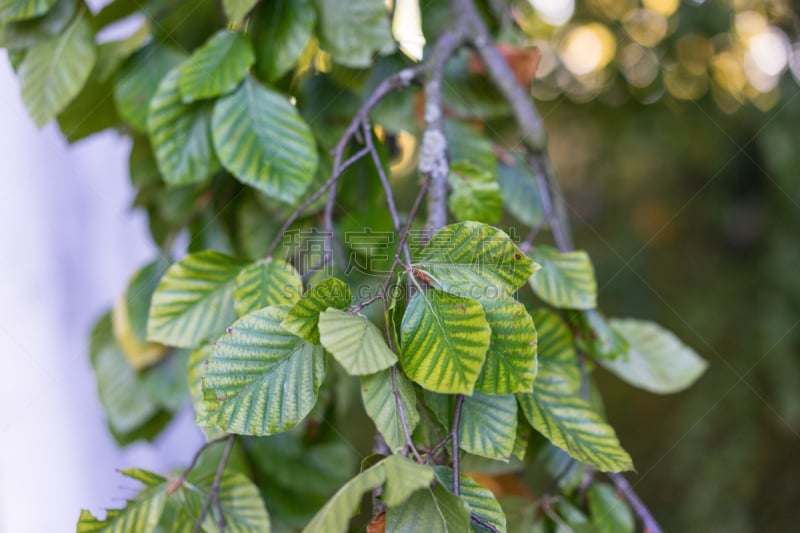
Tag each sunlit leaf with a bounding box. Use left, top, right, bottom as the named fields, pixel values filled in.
left=0, top=0, right=57, bottom=22
left=601, top=319, right=708, bottom=394
left=222, top=0, right=258, bottom=24
left=200, top=305, right=326, bottom=436
left=400, top=289, right=491, bottom=395
left=319, top=309, right=397, bottom=375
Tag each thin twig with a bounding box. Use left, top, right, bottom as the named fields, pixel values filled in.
left=450, top=394, right=465, bottom=495
left=471, top=513, right=501, bottom=533
left=392, top=366, right=424, bottom=463
left=166, top=435, right=230, bottom=495
left=609, top=473, right=664, bottom=533
left=426, top=433, right=453, bottom=463
left=193, top=435, right=236, bottom=533
left=265, top=67, right=423, bottom=260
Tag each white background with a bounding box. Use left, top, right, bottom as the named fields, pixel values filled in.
left=0, top=51, right=202, bottom=532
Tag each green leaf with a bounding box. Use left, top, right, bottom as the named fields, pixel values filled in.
left=601, top=319, right=707, bottom=394
left=434, top=467, right=507, bottom=533
left=459, top=393, right=518, bottom=461
left=448, top=160, right=503, bottom=224
left=90, top=313, right=162, bottom=437
left=178, top=30, right=254, bottom=103
left=318, top=309, right=397, bottom=375
left=282, top=278, right=352, bottom=344
left=147, top=251, right=250, bottom=348
left=0, top=0, right=57, bottom=22
left=252, top=0, right=316, bottom=81
left=303, top=455, right=430, bottom=533
left=314, top=0, right=395, bottom=68
left=147, top=66, right=219, bottom=186
left=413, top=222, right=539, bottom=300
left=588, top=483, right=634, bottom=533
left=234, top=258, right=303, bottom=316
left=475, top=296, right=538, bottom=395
left=361, top=368, right=419, bottom=452
left=140, top=350, right=190, bottom=412
left=200, top=305, right=326, bottom=436
left=171, top=471, right=271, bottom=532
left=212, top=75, right=318, bottom=204
left=77, top=469, right=166, bottom=532
left=18, top=11, right=95, bottom=126
left=567, top=309, right=629, bottom=361
left=222, top=0, right=259, bottom=24
left=384, top=481, right=471, bottom=532
left=528, top=246, right=597, bottom=310
left=114, top=43, right=185, bottom=133
left=56, top=57, right=121, bottom=142
left=400, top=289, right=491, bottom=395
left=529, top=310, right=582, bottom=392
left=517, top=312, right=632, bottom=472
left=497, top=153, right=545, bottom=228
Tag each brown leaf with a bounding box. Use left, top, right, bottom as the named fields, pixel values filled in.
left=367, top=512, right=386, bottom=533
left=469, top=44, right=541, bottom=87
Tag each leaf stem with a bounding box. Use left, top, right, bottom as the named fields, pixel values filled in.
left=450, top=394, right=464, bottom=495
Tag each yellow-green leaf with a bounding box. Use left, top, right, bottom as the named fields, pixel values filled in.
left=517, top=311, right=632, bottom=472
left=528, top=246, right=597, bottom=310
left=147, top=251, right=250, bottom=348
left=448, top=160, right=503, bottom=224
left=77, top=469, right=166, bottom=532
left=475, top=295, right=538, bottom=395
left=400, top=289, right=491, bottom=395
left=234, top=258, right=303, bottom=316
left=459, top=392, right=518, bottom=461
left=319, top=309, right=397, bottom=375
left=434, top=467, right=507, bottom=533
left=148, top=66, right=219, bottom=186
left=282, top=278, right=352, bottom=344
left=602, top=319, right=708, bottom=394
left=200, top=305, right=326, bottom=436
left=212, top=75, right=318, bottom=204
left=315, top=0, right=395, bottom=68
left=178, top=30, right=254, bottom=103
left=222, top=0, right=259, bottom=24
left=413, top=222, right=538, bottom=300
left=384, top=480, right=471, bottom=532
left=361, top=368, right=419, bottom=452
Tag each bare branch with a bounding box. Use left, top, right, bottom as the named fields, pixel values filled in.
left=609, top=473, right=664, bottom=533
left=193, top=435, right=236, bottom=533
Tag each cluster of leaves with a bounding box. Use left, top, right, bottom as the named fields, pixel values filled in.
left=3, top=0, right=710, bottom=531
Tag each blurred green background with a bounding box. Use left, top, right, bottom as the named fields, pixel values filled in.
left=516, top=0, right=800, bottom=529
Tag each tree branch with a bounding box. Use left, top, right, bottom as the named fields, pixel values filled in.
left=609, top=473, right=664, bottom=533
left=450, top=394, right=464, bottom=495
left=193, top=435, right=236, bottom=533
